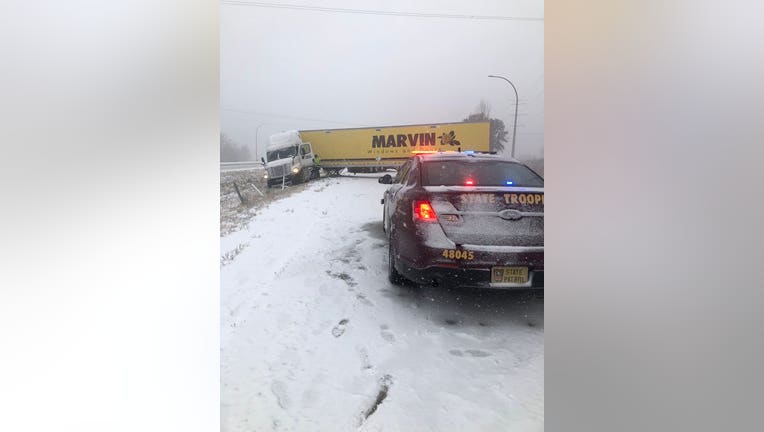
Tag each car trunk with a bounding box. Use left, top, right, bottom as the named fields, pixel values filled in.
left=424, top=186, right=544, bottom=247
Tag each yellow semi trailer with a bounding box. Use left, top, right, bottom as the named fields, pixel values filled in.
left=263, top=121, right=491, bottom=186
left=300, top=121, right=490, bottom=174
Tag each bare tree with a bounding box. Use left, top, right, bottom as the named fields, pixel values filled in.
left=463, top=100, right=508, bottom=153
left=220, top=133, right=252, bottom=162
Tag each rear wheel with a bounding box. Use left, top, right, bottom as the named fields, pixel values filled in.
left=388, top=235, right=405, bottom=285
left=382, top=203, right=386, bottom=233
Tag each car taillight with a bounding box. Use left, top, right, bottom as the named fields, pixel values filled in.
left=413, top=200, right=438, bottom=222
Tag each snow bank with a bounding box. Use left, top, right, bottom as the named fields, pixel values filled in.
left=220, top=177, right=544, bottom=431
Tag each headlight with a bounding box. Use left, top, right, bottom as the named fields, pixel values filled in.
left=263, top=173, right=268, bottom=179
left=292, top=167, right=300, bottom=173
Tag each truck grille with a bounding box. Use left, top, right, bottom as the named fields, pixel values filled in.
left=268, top=164, right=289, bottom=178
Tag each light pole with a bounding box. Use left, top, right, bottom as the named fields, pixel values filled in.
left=254, top=123, right=267, bottom=161
left=488, top=74, right=519, bottom=158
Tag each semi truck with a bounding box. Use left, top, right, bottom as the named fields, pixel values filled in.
left=261, top=130, right=320, bottom=187
left=261, top=121, right=490, bottom=187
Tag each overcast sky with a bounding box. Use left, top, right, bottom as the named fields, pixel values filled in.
left=221, top=0, right=544, bottom=160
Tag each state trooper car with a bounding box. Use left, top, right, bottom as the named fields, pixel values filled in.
left=379, top=151, right=543, bottom=289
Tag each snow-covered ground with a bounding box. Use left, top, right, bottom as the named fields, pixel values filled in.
left=221, top=176, right=544, bottom=431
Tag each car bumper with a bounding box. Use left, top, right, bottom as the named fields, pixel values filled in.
left=392, top=219, right=544, bottom=289
left=396, top=242, right=544, bottom=289
left=397, top=259, right=544, bottom=289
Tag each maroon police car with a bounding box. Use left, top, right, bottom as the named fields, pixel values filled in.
left=379, top=151, right=543, bottom=289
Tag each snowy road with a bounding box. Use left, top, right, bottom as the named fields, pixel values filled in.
left=221, top=176, right=544, bottom=431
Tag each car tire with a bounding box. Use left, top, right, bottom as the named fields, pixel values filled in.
left=382, top=204, right=386, bottom=233
left=388, top=235, right=405, bottom=285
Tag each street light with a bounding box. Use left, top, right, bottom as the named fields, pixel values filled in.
left=254, top=123, right=268, bottom=161
left=488, top=74, right=519, bottom=158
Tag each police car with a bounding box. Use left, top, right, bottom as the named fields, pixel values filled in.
left=379, top=151, right=543, bottom=289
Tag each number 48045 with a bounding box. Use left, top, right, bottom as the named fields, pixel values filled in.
left=441, top=249, right=474, bottom=260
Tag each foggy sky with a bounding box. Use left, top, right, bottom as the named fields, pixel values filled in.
left=221, top=0, right=544, bottom=160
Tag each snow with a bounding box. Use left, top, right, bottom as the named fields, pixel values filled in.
left=267, top=130, right=302, bottom=151
left=221, top=176, right=544, bottom=431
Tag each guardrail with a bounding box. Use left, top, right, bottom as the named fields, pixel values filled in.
left=220, top=161, right=265, bottom=172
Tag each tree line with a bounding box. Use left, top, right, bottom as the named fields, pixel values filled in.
left=220, top=133, right=252, bottom=162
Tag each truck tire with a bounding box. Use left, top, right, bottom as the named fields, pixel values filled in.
left=292, top=171, right=303, bottom=185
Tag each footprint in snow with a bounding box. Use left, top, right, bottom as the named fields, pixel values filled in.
left=449, top=349, right=492, bottom=358
left=356, top=293, right=374, bottom=307
left=332, top=319, right=349, bottom=337
left=270, top=380, right=291, bottom=409
left=380, top=324, right=395, bottom=343
left=358, top=347, right=373, bottom=372
left=360, top=374, right=394, bottom=425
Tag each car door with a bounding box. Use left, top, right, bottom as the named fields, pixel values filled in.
left=300, top=143, right=314, bottom=167
left=385, top=160, right=413, bottom=232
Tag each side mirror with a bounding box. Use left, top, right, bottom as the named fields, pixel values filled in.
left=378, top=174, right=393, bottom=184
left=260, top=157, right=266, bottom=164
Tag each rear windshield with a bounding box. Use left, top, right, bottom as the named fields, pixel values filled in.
left=422, top=160, right=543, bottom=187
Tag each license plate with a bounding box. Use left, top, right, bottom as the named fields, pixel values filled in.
left=491, top=267, right=529, bottom=284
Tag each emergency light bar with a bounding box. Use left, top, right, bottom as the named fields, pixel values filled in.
left=410, top=149, right=497, bottom=155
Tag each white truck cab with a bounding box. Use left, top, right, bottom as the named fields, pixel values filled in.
left=262, top=130, right=319, bottom=187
